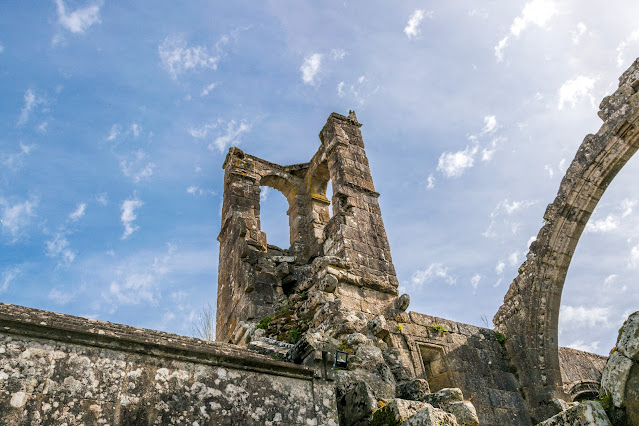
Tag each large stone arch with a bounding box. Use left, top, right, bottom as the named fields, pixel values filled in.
left=494, top=58, right=639, bottom=422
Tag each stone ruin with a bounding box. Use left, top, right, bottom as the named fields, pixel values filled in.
left=1, top=59, right=639, bottom=424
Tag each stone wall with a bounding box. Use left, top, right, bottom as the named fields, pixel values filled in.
left=391, top=312, right=531, bottom=425
left=0, top=303, right=338, bottom=425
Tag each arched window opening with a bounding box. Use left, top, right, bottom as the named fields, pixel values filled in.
left=259, top=185, right=290, bottom=250
left=327, top=179, right=334, bottom=218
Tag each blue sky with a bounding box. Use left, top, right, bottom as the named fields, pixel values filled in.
left=1, top=0, right=639, bottom=355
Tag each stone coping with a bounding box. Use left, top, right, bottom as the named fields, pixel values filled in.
left=0, top=302, right=314, bottom=380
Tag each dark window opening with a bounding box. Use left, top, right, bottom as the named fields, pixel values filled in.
left=419, top=344, right=453, bottom=392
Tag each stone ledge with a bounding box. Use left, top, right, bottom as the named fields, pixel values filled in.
left=0, top=302, right=314, bottom=380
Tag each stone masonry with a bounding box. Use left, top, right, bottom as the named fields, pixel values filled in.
left=4, top=60, right=639, bottom=425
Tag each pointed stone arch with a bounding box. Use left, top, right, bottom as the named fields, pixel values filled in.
left=493, top=59, right=639, bottom=421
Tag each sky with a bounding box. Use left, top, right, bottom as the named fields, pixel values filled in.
left=1, top=1, right=639, bottom=356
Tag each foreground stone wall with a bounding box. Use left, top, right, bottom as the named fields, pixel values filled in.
left=0, top=303, right=338, bottom=425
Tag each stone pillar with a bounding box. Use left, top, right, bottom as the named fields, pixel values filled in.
left=216, top=148, right=271, bottom=342
left=318, top=111, right=399, bottom=293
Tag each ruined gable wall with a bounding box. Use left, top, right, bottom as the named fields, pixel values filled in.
left=0, top=303, right=338, bottom=425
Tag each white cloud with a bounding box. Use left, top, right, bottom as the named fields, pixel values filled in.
left=494, top=0, right=558, bottom=61
left=300, top=53, right=322, bottom=85
left=17, top=89, right=45, bottom=127
left=629, top=244, right=639, bottom=269
left=96, top=193, right=108, bottom=206
left=427, top=174, right=435, bottom=190
left=558, top=158, right=567, bottom=173
left=558, top=76, right=596, bottom=110
left=504, top=199, right=536, bottom=215
left=604, top=274, right=617, bottom=286
left=404, top=9, right=432, bottom=40
left=437, top=144, right=478, bottom=178
left=48, top=287, right=77, bottom=305
left=45, top=233, right=76, bottom=266
left=2, top=143, right=34, bottom=170
left=55, top=0, right=101, bottom=34
left=104, top=244, right=177, bottom=306
left=586, top=199, right=636, bottom=233
left=334, top=76, right=380, bottom=106
left=331, top=49, right=347, bottom=60
left=200, top=82, right=217, bottom=97
left=0, top=197, right=38, bottom=241
left=621, top=199, right=636, bottom=217
left=494, top=37, right=509, bottom=63
left=544, top=164, right=554, bottom=178
left=508, top=251, right=520, bottom=267
left=69, top=203, right=86, bottom=221
left=130, top=123, right=141, bottom=137
left=560, top=305, right=609, bottom=328
left=158, top=34, right=220, bottom=79
left=120, top=150, right=155, bottom=183
left=260, top=186, right=270, bottom=202
left=411, top=263, right=456, bottom=286
left=187, top=186, right=199, bottom=195
left=483, top=199, right=536, bottom=238
left=566, top=340, right=599, bottom=353
left=471, top=274, right=481, bottom=291
left=495, top=261, right=506, bottom=275
left=481, top=137, right=506, bottom=162
left=482, top=115, right=497, bottom=134
left=1, top=267, right=21, bottom=293
left=616, top=29, right=639, bottom=68
left=0, top=43, right=4, bottom=53
left=585, top=215, right=618, bottom=233
left=209, top=120, right=251, bottom=152
left=106, top=124, right=121, bottom=141
left=188, top=122, right=218, bottom=139
left=121, top=198, right=144, bottom=239
left=571, top=22, right=587, bottom=45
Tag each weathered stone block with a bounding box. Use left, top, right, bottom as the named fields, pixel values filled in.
left=600, top=350, right=633, bottom=408
left=536, top=400, right=611, bottom=425
left=446, top=401, right=479, bottom=426
left=371, top=398, right=427, bottom=424
left=617, top=311, right=639, bottom=361
left=402, top=403, right=458, bottom=425
left=396, top=379, right=430, bottom=401
left=338, top=380, right=377, bottom=425
left=422, top=387, right=463, bottom=408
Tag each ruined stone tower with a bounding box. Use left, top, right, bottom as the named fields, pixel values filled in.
left=216, top=111, right=399, bottom=343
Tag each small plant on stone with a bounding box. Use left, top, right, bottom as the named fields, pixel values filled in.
left=495, top=332, right=506, bottom=344
left=256, top=316, right=272, bottom=330
left=339, top=341, right=354, bottom=354
left=396, top=323, right=404, bottom=332
left=288, top=327, right=301, bottom=344
left=432, top=324, right=447, bottom=333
